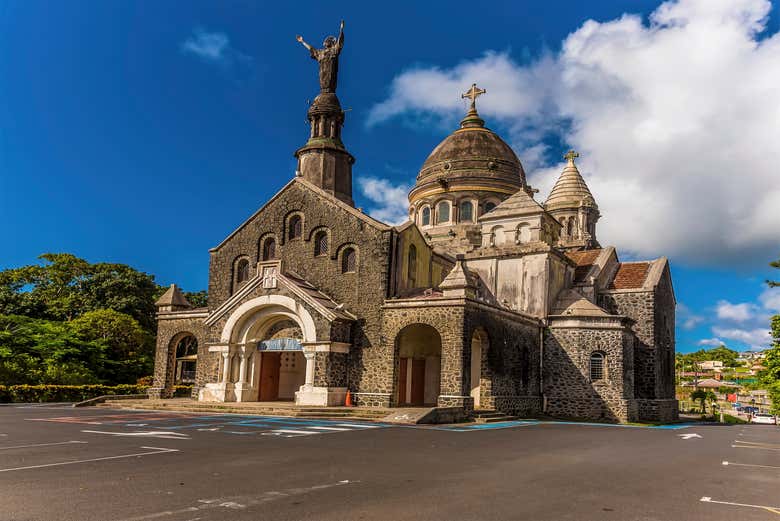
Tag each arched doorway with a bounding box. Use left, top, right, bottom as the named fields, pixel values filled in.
left=470, top=329, right=488, bottom=409
left=395, top=324, right=441, bottom=406
left=174, top=334, right=198, bottom=384
left=248, top=317, right=306, bottom=401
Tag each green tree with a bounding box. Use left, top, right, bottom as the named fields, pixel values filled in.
left=0, top=314, right=101, bottom=385
left=0, top=254, right=159, bottom=329
left=761, top=315, right=780, bottom=415
left=768, top=256, right=779, bottom=287
left=69, top=309, right=154, bottom=383
left=706, top=346, right=739, bottom=367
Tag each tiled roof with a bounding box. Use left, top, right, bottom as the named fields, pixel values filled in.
left=566, top=249, right=602, bottom=283
left=283, top=271, right=356, bottom=320
left=608, top=262, right=650, bottom=290
left=155, top=284, right=192, bottom=308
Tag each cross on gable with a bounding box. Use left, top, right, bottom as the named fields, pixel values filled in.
left=462, top=83, right=486, bottom=108
left=564, top=150, right=579, bottom=162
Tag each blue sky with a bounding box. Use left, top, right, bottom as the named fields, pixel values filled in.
left=1, top=0, right=779, bottom=353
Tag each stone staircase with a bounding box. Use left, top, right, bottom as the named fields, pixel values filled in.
left=471, top=409, right=519, bottom=423
left=97, top=398, right=391, bottom=421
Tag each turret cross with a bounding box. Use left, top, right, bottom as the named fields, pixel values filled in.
left=462, top=83, right=486, bottom=109
left=564, top=150, right=579, bottom=162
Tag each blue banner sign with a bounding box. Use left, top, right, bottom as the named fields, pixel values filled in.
left=258, top=338, right=302, bottom=351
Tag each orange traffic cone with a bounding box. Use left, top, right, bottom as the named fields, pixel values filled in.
left=345, top=390, right=353, bottom=407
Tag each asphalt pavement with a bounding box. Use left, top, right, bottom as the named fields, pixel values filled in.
left=1, top=405, right=779, bottom=520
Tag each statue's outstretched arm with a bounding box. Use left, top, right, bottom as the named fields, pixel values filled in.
left=337, top=20, right=344, bottom=49
left=296, top=34, right=313, bottom=52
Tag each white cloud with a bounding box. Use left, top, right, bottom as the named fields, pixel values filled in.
left=356, top=177, right=411, bottom=225
left=697, top=338, right=724, bottom=347
left=711, top=326, right=771, bottom=349
left=759, top=287, right=780, bottom=312
left=368, top=0, right=780, bottom=266
left=181, top=28, right=250, bottom=65
left=678, top=302, right=704, bottom=329
left=715, top=300, right=756, bottom=322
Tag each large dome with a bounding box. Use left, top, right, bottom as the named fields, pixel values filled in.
left=408, top=106, right=526, bottom=206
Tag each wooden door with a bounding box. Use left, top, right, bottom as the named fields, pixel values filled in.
left=410, top=358, right=426, bottom=406
left=398, top=358, right=408, bottom=405
left=259, top=352, right=281, bottom=401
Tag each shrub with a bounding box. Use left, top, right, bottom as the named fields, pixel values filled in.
left=0, top=384, right=146, bottom=403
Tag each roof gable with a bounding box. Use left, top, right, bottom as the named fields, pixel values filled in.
left=211, top=177, right=390, bottom=252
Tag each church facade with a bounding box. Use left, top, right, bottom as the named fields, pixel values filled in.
left=150, top=29, right=677, bottom=423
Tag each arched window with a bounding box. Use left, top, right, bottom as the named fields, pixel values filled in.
left=566, top=218, right=574, bottom=238
left=262, top=238, right=276, bottom=260
left=342, top=247, right=357, bottom=273
left=174, top=335, right=198, bottom=384
left=236, top=258, right=250, bottom=284
left=459, top=201, right=473, bottom=222
left=436, top=201, right=450, bottom=224
left=288, top=215, right=302, bottom=240
left=314, top=230, right=328, bottom=256
left=421, top=207, right=431, bottom=226
left=590, top=352, right=605, bottom=381
left=407, top=244, right=417, bottom=286
left=485, top=201, right=497, bottom=213
left=516, top=223, right=531, bottom=244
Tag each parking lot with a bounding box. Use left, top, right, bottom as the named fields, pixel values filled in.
left=1, top=405, right=779, bottom=520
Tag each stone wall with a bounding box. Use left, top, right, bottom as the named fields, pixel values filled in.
left=464, top=304, right=542, bottom=416
left=653, top=264, right=676, bottom=400
left=381, top=300, right=470, bottom=411
left=636, top=399, right=679, bottom=423
left=599, top=290, right=657, bottom=399
left=150, top=312, right=209, bottom=399
left=314, top=352, right=348, bottom=388
left=544, top=323, right=637, bottom=422
left=206, top=180, right=393, bottom=397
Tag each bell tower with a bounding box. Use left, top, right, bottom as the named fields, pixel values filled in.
left=293, top=21, right=355, bottom=206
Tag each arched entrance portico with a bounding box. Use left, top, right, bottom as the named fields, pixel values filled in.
left=395, top=324, right=441, bottom=406
left=200, top=295, right=319, bottom=403
left=249, top=318, right=306, bottom=402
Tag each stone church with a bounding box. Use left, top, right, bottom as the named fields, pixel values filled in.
left=150, top=27, right=678, bottom=423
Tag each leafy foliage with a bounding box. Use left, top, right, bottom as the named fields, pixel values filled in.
left=0, top=253, right=159, bottom=329
left=0, top=384, right=192, bottom=403
left=0, top=253, right=207, bottom=387
left=761, top=314, right=780, bottom=415
left=676, top=345, right=740, bottom=368
left=769, top=257, right=779, bottom=287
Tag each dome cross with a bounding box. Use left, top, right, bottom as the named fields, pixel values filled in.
left=564, top=150, right=579, bottom=163
left=462, top=83, right=486, bottom=110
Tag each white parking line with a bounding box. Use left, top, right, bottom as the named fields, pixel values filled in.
left=0, top=446, right=179, bottom=473
left=700, top=496, right=780, bottom=515
left=0, top=440, right=86, bottom=451
left=267, top=429, right=318, bottom=435
left=723, top=461, right=780, bottom=470
left=731, top=444, right=780, bottom=451
left=82, top=430, right=190, bottom=440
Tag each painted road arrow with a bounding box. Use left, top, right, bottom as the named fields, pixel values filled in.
left=678, top=433, right=702, bottom=440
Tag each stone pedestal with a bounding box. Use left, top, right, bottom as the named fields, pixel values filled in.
left=234, top=382, right=257, bottom=403
left=295, top=385, right=348, bottom=406
left=199, top=382, right=235, bottom=402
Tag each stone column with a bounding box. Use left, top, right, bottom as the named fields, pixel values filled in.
left=304, top=351, right=316, bottom=387
left=221, top=352, right=231, bottom=383
left=234, top=345, right=256, bottom=403
left=295, top=343, right=350, bottom=407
